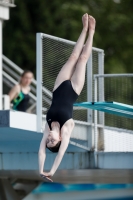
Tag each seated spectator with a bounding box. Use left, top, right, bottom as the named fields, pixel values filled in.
left=9, top=70, right=33, bottom=112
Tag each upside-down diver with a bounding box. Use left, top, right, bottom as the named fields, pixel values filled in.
left=38, top=13, right=96, bottom=182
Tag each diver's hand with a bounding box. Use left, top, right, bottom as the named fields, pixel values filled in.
left=42, top=171, right=53, bottom=177
left=40, top=172, right=53, bottom=182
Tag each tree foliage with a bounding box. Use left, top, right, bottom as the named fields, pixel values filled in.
left=3, top=0, right=133, bottom=75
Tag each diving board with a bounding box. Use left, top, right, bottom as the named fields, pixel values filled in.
left=74, top=102, right=133, bottom=119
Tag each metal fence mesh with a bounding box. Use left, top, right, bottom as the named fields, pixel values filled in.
left=96, top=75, right=133, bottom=152
left=42, top=34, right=103, bottom=123
left=104, top=76, right=133, bottom=130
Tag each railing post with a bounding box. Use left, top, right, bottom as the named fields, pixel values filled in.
left=94, top=76, right=98, bottom=167
left=98, top=51, right=104, bottom=122
left=36, top=33, right=43, bottom=132
left=87, top=53, right=93, bottom=148
left=93, top=51, right=104, bottom=167
left=98, top=51, right=105, bottom=151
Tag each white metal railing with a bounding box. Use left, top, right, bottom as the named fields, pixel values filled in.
left=36, top=33, right=104, bottom=131
left=93, top=73, right=133, bottom=153
left=36, top=32, right=104, bottom=154
left=3, top=58, right=51, bottom=97
left=2, top=55, right=52, bottom=113
left=92, top=73, right=133, bottom=167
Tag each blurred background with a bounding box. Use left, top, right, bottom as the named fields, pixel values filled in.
left=3, top=0, right=133, bottom=76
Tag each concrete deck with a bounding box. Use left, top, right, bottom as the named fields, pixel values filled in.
left=1, top=169, right=133, bottom=183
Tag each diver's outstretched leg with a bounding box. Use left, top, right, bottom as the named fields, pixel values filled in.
left=71, top=15, right=96, bottom=95
left=53, top=13, right=88, bottom=91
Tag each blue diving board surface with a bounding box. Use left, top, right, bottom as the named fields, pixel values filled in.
left=74, top=102, right=133, bottom=119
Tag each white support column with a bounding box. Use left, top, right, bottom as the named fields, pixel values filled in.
left=87, top=53, right=93, bottom=148
left=36, top=33, right=43, bottom=132
left=0, top=20, right=2, bottom=110
left=94, top=51, right=104, bottom=167
left=98, top=51, right=105, bottom=151
left=94, top=76, right=98, bottom=168
left=0, top=3, right=12, bottom=110
left=98, top=51, right=104, bottom=122
left=94, top=77, right=98, bottom=151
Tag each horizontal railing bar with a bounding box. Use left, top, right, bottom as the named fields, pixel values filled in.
left=69, top=140, right=90, bottom=151
left=94, top=74, right=133, bottom=79
left=41, top=33, right=76, bottom=45
left=3, top=55, right=23, bottom=74
left=42, top=115, right=104, bottom=128
left=41, top=33, right=103, bottom=53
left=3, top=63, right=20, bottom=81
left=105, top=126, right=133, bottom=134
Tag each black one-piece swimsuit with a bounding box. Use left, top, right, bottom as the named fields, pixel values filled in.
left=46, top=80, right=78, bottom=130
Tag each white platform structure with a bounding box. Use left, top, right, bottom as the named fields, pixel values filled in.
left=0, top=109, right=133, bottom=199
left=0, top=109, right=133, bottom=170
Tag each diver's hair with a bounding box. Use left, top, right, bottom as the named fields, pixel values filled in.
left=19, top=70, right=34, bottom=84
left=46, top=141, right=61, bottom=153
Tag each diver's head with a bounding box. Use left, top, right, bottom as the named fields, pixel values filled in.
left=46, top=122, right=62, bottom=153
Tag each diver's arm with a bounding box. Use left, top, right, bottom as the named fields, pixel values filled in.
left=38, top=123, right=49, bottom=174
left=38, top=136, right=46, bottom=174
left=50, top=131, right=70, bottom=176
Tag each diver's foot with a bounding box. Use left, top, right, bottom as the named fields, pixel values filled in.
left=88, top=15, right=96, bottom=33
left=82, top=13, right=88, bottom=32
